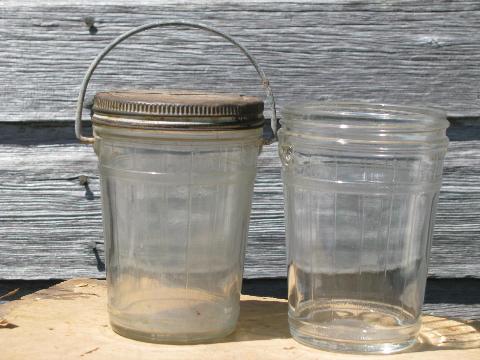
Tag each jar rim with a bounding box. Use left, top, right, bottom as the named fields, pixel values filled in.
left=282, top=101, right=449, bottom=131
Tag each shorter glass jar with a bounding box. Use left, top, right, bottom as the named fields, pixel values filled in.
left=279, top=102, right=449, bottom=354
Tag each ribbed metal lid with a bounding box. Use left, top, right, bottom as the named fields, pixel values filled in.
left=92, top=90, right=264, bottom=130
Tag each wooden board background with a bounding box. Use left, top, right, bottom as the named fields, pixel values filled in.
left=1, top=0, right=479, bottom=280
left=3, top=0, right=480, bottom=121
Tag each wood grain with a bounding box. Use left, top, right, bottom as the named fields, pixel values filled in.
left=1, top=0, right=480, bottom=123
left=0, top=122, right=478, bottom=280
left=1, top=1, right=479, bottom=281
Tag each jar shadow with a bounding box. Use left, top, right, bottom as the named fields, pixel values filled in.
left=220, top=298, right=291, bottom=342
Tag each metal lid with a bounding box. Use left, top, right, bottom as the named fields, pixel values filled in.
left=92, top=90, right=264, bottom=130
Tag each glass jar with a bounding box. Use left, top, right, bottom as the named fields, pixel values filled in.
left=75, top=22, right=277, bottom=344
left=278, top=102, right=449, bottom=353
left=93, top=91, right=264, bottom=343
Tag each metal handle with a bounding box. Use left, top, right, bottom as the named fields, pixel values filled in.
left=75, top=21, right=277, bottom=144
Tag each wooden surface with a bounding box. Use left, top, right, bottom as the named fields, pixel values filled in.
left=0, top=279, right=478, bottom=359
left=1, top=1, right=479, bottom=281
left=0, top=123, right=479, bottom=279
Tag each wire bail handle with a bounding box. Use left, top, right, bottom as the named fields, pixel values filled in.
left=75, top=21, right=277, bottom=144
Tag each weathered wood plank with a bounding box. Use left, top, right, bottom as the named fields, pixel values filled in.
left=2, top=0, right=480, bottom=123
left=1, top=1, right=479, bottom=280
left=0, top=121, right=478, bottom=279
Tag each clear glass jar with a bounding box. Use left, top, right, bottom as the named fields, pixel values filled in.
left=85, top=90, right=266, bottom=343
left=278, top=102, right=449, bottom=354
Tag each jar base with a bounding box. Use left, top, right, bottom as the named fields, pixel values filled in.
left=290, top=326, right=417, bottom=354
left=289, top=299, right=420, bottom=354
left=110, top=320, right=236, bottom=344
left=108, top=292, right=239, bottom=344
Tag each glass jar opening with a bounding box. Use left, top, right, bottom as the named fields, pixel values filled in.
left=281, top=101, right=449, bottom=133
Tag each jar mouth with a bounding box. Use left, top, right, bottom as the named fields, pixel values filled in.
left=282, top=101, right=449, bottom=132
